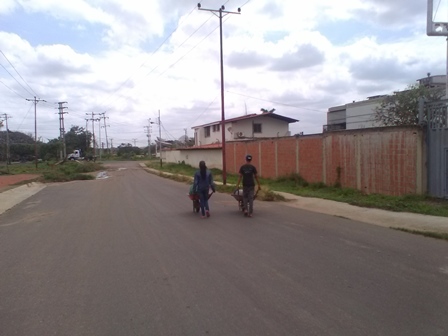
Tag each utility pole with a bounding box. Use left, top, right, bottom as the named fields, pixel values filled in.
left=149, top=110, right=162, bottom=167
left=158, top=110, right=162, bottom=167
left=110, top=138, right=113, bottom=155
left=97, top=117, right=102, bottom=160
left=132, top=138, right=137, bottom=147
left=100, top=112, right=110, bottom=154
left=86, top=112, right=98, bottom=157
left=184, top=128, right=188, bottom=147
left=0, top=113, right=11, bottom=169
left=144, top=118, right=152, bottom=158
left=85, top=118, right=89, bottom=150
left=198, top=3, right=241, bottom=185
left=26, top=96, right=47, bottom=169
left=57, top=102, right=68, bottom=160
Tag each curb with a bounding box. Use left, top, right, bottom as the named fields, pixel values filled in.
left=0, top=182, right=46, bottom=215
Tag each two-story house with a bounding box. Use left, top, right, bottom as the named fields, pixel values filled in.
left=192, top=110, right=299, bottom=147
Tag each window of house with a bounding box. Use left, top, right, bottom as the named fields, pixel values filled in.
left=212, top=124, right=220, bottom=132
left=205, top=126, right=211, bottom=137
left=253, top=123, right=262, bottom=133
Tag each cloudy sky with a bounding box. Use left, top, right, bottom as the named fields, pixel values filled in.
left=1, top=0, right=447, bottom=147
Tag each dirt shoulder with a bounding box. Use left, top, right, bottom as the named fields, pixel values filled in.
left=0, top=174, right=41, bottom=193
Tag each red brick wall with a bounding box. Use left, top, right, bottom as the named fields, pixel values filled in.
left=225, top=126, right=424, bottom=196
left=298, top=135, right=323, bottom=183
left=277, top=138, right=297, bottom=177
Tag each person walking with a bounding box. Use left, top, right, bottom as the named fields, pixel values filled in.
left=193, top=161, right=215, bottom=218
left=235, top=154, right=261, bottom=217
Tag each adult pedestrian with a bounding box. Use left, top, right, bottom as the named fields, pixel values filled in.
left=193, top=161, right=215, bottom=218
left=235, top=154, right=261, bottom=217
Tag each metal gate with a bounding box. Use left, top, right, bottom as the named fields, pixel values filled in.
left=424, top=100, right=448, bottom=198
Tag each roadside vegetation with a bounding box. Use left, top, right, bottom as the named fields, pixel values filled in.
left=0, top=161, right=103, bottom=182
left=146, top=160, right=448, bottom=218
left=391, top=228, right=448, bottom=242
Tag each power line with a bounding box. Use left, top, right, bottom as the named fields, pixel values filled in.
left=93, top=4, right=199, bottom=112
left=188, top=94, right=219, bottom=128
left=226, top=91, right=324, bottom=113
left=0, top=63, right=34, bottom=97
left=0, top=79, right=27, bottom=99
left=0, top=50, right=38, bottom=97
left=97, top=9, right=224, bottom=114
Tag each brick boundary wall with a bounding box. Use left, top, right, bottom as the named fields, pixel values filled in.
left=226, top=126, right=426, bottom=196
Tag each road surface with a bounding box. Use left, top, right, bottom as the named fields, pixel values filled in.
left=0, top=161, right=447, bottom=336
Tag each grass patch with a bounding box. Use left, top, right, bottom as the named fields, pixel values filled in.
left=391, top=227, right=448, bottom=241
left=0, top=161, right=102, bottom=182
left=144, top=161, right=448, bottom=217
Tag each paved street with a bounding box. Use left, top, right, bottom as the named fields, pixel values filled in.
left=0, top=161, right=447, bottom=336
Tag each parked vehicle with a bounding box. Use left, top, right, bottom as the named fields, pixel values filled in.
left=67, top=150, right=96, bottom=161
left=67, top=149, right=83, bottom=161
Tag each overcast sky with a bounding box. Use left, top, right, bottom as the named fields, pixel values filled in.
left=0, top=0, right=447, bottom=147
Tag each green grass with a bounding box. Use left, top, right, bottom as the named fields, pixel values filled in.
left=145, top=161, right=448, bottom=217
left=391, top=228, right=448, bottom=241
left=0, top=161, right=103, bottom=182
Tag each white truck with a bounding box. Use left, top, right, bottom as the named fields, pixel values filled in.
left=67, top=149, right=83, bottom=160
left=67, top=149, right=96, bottom=161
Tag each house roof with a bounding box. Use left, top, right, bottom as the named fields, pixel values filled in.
left=192, top=111, right=299, bottom=129
left=182, top=143, right=222, bottom=150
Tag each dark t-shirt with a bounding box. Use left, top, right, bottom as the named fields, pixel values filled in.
left=239, top=163, right=257, bottom=187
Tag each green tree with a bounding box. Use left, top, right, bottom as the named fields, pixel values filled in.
left=39, top=139, right=61, bottom=161
left=64, top=126, right=91, bottom=154
left=1, top=131, right=34, bottom=161
left=10, top=144, right=34, bottom=161
left=374, top=84, right=444, bottom=126
left=117, top=143, right=141, bottom=157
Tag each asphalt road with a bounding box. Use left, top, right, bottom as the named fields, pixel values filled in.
left=0, top=161, right=447, bottom=336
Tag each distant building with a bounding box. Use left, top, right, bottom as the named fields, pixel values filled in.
left=324, top=74, right=446, bottom=132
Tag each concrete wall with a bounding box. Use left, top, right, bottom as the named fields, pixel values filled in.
left=164, top=149, right=222, bottom=169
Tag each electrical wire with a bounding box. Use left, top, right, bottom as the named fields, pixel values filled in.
left=93, top=4, right=200, bottom=112
left=188, top=94, right=219, bottom=128
left=240, top=0, right=252, bottom=8
left=226, top=91, right=324, bottom=113
left=153, top=22, right=220, bottom=80
left=0, top=50, right=38, bottom=97
left=99, top=4, right=238, bottom=114
left=15, top=102, right=34, bottom=131
left=0, top=79, right=27, bottom=99
left=0, top=63, right=34, bottom=97
left=434, top=0, right=442, bottom=20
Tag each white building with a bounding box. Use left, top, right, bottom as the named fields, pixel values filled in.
left=325, top=74, right=446, bottom=131
left=192, top=110, right=299, bottom=147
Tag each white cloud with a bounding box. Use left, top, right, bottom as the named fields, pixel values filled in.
left=0, top=0, right=446, bottom=145
left=0, top=0, right=17, bottom=14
